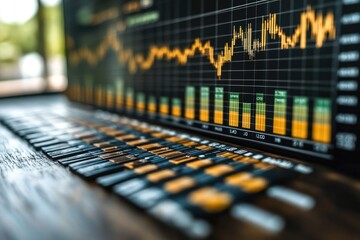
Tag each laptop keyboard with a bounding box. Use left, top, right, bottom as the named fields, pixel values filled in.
left=1, top=110, right=309, bottom=238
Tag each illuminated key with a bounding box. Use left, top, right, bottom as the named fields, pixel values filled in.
left=225, top=172, right=268, bottom=193
left=164, top=176, right=196, bottom=193
left=110, top=155, right=138, bottom=164
left=134, top=164, right=158, bottom=174
left=187, top=159, right=213, bottom=169
left=105, top=130, right=125, bottom=137
left=101, top=146, right=119, bottom=152
left=165, top=136, right=183, bottom=142
left=93, top=141, right=111, bottom=148
left=136, top=126, right=155, bottom=134
left=115, top=134, right=137, bottom=141
left=230, top=155, right=245, bottom=161
left=158, top=151, right=184, bottom=159
left=99, top=151, right=126, bottom=159
left=149, top=147, right=172, bottom=155
left=196, top=145, right=213, bottom=151
left=102, top=126, right=120, bottom=134
left=127, top=139, right=149, bottom=146
left=253, top=162, right=275, bottom=170
left=218, top=152, right=244, bottom=161
left=151, top=132, right=169, bottom=138
left=169, top=155, right=196, bottom=164
left=218, top=151, right=237, bottom=158
left=188, top=187, right=232, bottom=213
left=137, top=143, right=163, bottom=151
left=205, top=164, right=234, bottom=177
left=238, top=157, right=258, bottom=164
left=147, top=169, right=176, bottom=182
left=124, top=159, right=148, bottom=169
left=181, top=140, right=198, bottom=147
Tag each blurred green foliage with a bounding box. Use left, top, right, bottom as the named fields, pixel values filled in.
left=0, top=4, right=64, bottom=63
left=45, top=5, right=64, bottom=57
left=0, top=18, right=38, bottom=62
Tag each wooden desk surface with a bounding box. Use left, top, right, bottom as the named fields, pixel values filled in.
left=1, top=95, right=359, bottom=240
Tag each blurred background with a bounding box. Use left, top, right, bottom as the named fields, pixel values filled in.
left=0, top=0, right=67, bottom=97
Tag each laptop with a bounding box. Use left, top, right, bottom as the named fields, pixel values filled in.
left=1, top=0, right=359, bottom=238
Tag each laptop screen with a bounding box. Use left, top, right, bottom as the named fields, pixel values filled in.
left=63, top=0, right=360, bottom=162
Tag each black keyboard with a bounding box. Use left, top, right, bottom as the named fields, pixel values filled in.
left=0, top=109, right=329, bottom=238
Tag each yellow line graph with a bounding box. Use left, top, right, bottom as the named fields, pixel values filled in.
left=69, top=6, right=336, bottom=78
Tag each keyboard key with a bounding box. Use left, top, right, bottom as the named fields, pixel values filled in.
left=29, top=136, right=54, bottom=144
left=204, top=164, right=234, bottom=177
left=113, top=178, right=148, bottom=196
left=187, top=187, right=233, bottom=213
left=130, top=187, right=166, bottom=208
left=225, top=172, right=268, bottom=193
left=34, top=139, right=61, bottom=149
left=0, top=111, right=304, bottom=240
left=164, top=176, right=196, bottom=194
left=186, top=159, right=213, bottom=169
left=76, top=161, right=116, bottom=174
left=81, top=165, right=124, bottom=179
left=97, top=170, right=136, bottom=187
left=68, top=158, right=104, bottom=169
left=149, top=200, right=212, bottom=238
left=230, top=203, right=285, bottom=233
left=147, top=169, right=176, bottom=183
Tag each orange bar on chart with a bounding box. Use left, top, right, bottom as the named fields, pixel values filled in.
left=292, top=97, right=308, bottom=139
left=172, top=98, right=181, bottom=117
left=185, top=86, right=195, bottom=119
left=255, top=93, right=266, bottom=131
left=312, top=98, right=331, bottom=143
left=214, top=87, right=224, bottom=124
left=242, top=103, right=251, bottom=129
left=126, top=87, right=134, bottom=110
left=200, top=87, right=209, bottom=122
left=273, top=90, right=287, bottom=135
left=229, top=92, right=239, bottom=127
left=148, top=96, right=157, bottom=114
left=160, top=97, right=169, bottom=115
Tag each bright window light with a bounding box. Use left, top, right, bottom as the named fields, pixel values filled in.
left=0, top=0, right=38, bottom=24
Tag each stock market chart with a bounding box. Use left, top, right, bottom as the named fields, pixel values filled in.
left=64, top=0, right=360, bottom=161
